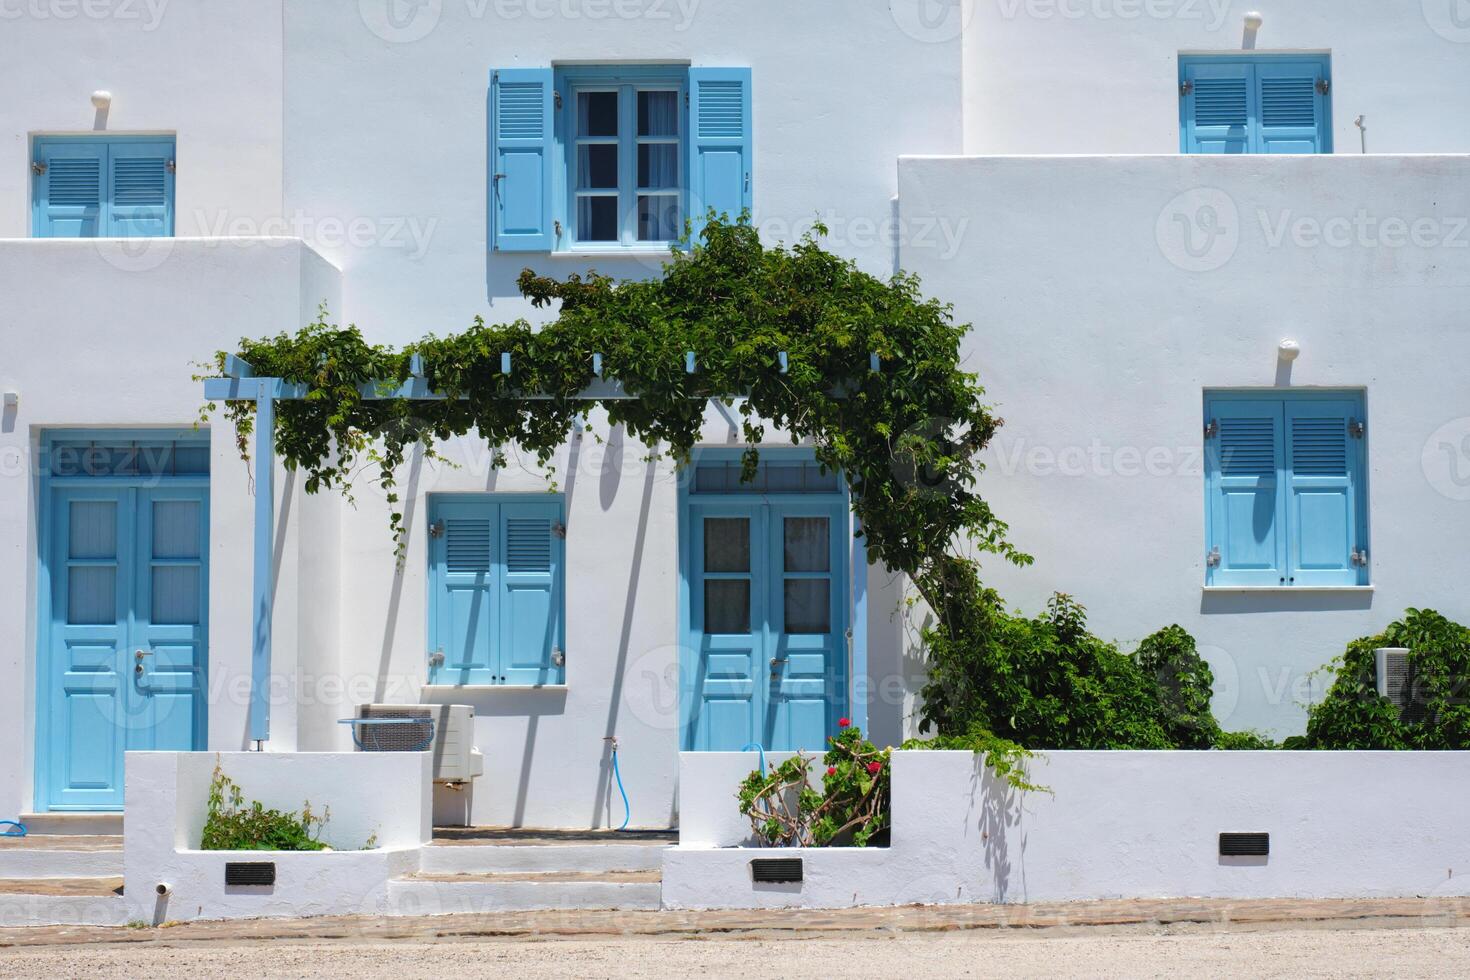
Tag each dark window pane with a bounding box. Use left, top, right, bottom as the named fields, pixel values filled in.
left=637, top=144, right=678, bottom=190
left=637, top=195, right=680, bottom=241
left=704, top=518, right=750, bottom=572
left=784, top=517, right=830, bottom=572
left=577, top=91, right=618, bottom=137
left=705, top=580, right=751, bottom=634
left=576, top=196, right=618, bottom=242
left=638, top=90, right=678, bottom=137
left=784, top=580, right=830, bottom=634
left=578, top=144, right=618, bottom=190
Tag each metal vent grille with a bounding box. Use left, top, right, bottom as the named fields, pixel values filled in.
left=1219, top=832, right=1270, bottom=857
left=360, top=705, right=434, bottom=751
left=1375, top=648, right=1423, bottom=723
left=750, top=858, right=803, bottom=883
left=225, top=861, right=276, bottom=886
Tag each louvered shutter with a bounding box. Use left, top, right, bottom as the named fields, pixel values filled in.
left=498, top=500, right=564, bottom=685
left=1285, top=399, right=1364, bottom=585
left=491, top=67, right=555, bottom=251
left=1254, top=59, right=1330, bottom=154
left=1206, top=399, right=1287, bottom=586
left=428, top=499, right=498, bottom=685
left=33, top=140, right=104, bottom=237
left=688, top=67, right=752, bottom=241
left=107, top=139, right=174, bottom=236
left=1181, top=61, right=1250, bottom=154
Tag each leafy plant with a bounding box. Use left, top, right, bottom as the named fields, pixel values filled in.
left=1298, top=608, right=1470, bottom=749
left=737, top=722, right=891, bottom=847
left=201, top=760, right=330, bottom=852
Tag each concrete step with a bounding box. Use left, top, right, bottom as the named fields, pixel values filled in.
left=0, top=877, right=129, bottom=927
left=17, top=813, right=124, bottom=836
left=388, top=870, right=662, bottom=913
left=419, top=841, right=668, bottom=875
left=0, top=848, right=123, bottom=880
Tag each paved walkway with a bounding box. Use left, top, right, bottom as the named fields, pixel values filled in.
left=0, top=896, right=1466, bottom=949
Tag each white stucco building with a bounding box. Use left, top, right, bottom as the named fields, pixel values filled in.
left=2, top=0, right=1468, bottom=831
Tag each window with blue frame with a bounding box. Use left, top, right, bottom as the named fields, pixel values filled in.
left=1204, top=391, right=1368, bottom=588
left=32, top=135, right=176, bottom=237
left=489, top=65, right=751, bottom=252
left=1179, top=54, right=1331, bottom=154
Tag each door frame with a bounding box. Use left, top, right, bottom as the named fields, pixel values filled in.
left=34, top=428, right=210, bottom=812
left=677, top=447, right=867, bottom=751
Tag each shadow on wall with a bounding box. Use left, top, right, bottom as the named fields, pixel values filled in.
left=1200, top=591, right=1374, bottom=616
left=487, top=250, right=676, bottom=308
left=977, top=753, right=1027, bottom=905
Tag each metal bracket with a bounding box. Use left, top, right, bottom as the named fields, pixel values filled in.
left=1351, top=548, right=1370, bottom=567
left=1206, top=546, right=1221, bottom=568
left=1349, top=419, right=1365, bottom=438
left=1317, top=78, right=1331, bottom=96
left=428, top=650, right=445, bottom=668
left=1204, top=419, right=1219, bottom=439
left=1180, top=80, right=1193, bottom=97
left=428, top=520, right=445, bottom=538
left=554, top=90, right=563, bottom=110
left=552, top=648, right=565, bottom=668
left=552, top=522, right=567, bottom=539
left=166, top=159, right=176, bottom=174
left=554, top=219, right=563, bottom=238
left=31, top=161, right=46, bottom=176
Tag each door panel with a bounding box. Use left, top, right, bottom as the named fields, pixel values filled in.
left=689, top=509, right=761, bottom=751
left=133, top=489, right=208, bottom=752
left=767, top=506, right=845, bottom=751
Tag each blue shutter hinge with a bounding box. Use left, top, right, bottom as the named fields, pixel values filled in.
left=166, top=159, right=176, bottom=174
left=1179, top=80, right=1193, bottom=97
left=552, top=522, right=567, bottom=539
left=1204, top=419, right=1219, bottom=439
left=554, top=219, right=563, bottom=238
left=428, top=649, right=445, bottom=668
left=554, top=90, right=563, bottom=110
left=552, top=648, right=565, bottom=668
left=1317, top=78, right=1331, bottom=96
left=31, top=161, right=46, bottom=176
left=1349, top=419, right=1365, bottom=438
left=1351, top=548, right=1369, bottom=567
left=1206, top=546, right=1221, bottom=568
left=428, top=520, right=445, bottom=538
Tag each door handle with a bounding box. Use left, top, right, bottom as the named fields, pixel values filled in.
left=135, top=650, right=152, bottom=660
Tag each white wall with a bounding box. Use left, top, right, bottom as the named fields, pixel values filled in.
left=962, top=0, right=1470, bottom=154
left=0, top=238, right=341, bottom=815
left=897, top=154, right=1470, bottom=737
left=665, top=750, right=1470, bottom=908
left=0, top=0, right=284, bottom=236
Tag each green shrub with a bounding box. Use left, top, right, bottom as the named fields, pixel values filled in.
left=737, top=723, right=890, bottom=847
left=200, top=761, right=330, bottom=852
left=1302, top=608, right=1470, bottom=749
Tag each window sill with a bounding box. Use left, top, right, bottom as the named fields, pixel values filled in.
left=1201, top=586, right=1374, bottom=593
left=544, top=249, right=678, bottom=259
left=422, top=684, right=568, bottom=693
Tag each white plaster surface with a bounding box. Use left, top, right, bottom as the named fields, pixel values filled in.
left=664, top=750, right=1470, bottom=909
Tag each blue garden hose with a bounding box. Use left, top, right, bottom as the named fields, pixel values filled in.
left=741, top=742, right=767, bottom=776
left=0, top=821, right=26, bottom=838
left=607, top=737, right=631, bottom=832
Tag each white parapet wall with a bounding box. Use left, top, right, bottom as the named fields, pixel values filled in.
left=665, top=750, right=1470, bottom=909
left=124, top=751, right=432, bottom=923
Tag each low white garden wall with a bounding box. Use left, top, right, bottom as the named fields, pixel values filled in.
left=665, top=750, right=1470, bottom=909
left=124, top=751, right=432, bottom=923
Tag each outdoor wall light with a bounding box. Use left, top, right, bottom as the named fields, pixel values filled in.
left=1244, top=12, right=1264, bottom=31
left=90, top=90, right=113, bottom=110
left=1278, top=339, right=1301, bottom=362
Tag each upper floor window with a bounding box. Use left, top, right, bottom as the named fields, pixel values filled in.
left=32, top=135, right=175, bottom=238
left=1179, top=54, right=1331, bottom=155
left=1204, top=390, right=1368, bottom=589
left=490, top=65, right=751, bottom=253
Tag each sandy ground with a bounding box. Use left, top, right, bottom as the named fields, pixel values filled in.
left=2, top=926, right=1469, bottom=979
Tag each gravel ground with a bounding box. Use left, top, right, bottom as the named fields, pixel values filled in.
left=3, top=927, right=1469, bottom=979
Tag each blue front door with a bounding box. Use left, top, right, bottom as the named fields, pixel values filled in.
left=41, top=476, right=208, bottom=810
left=685, top=490, right=848, bottom=752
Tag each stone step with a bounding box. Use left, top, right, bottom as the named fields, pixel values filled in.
left=387, top=870, right=662, bottom=913
left=0, top=877, right=129, bottom=927
left=0, top=846, right=123, bottom=880
left=419, top=841, right=668, bottom=875
left=16, top=813, right=124, bottom=836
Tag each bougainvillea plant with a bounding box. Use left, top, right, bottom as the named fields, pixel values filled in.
left=736, top=720, right=891, bottom=848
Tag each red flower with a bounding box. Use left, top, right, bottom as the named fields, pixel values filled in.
left=867, top=761, right=882, bottom=774
left=826, top=766, right=837, bottom=777
left=838, top=717, right=851, bottom=729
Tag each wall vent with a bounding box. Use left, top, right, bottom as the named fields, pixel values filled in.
left=224, top=861, right=277, bottom=886
left=1219, top=833, right=1270, bottom=857
left=1375, top=648, right=1422, bottom=722
left=750, top=858, right=803, bottom=883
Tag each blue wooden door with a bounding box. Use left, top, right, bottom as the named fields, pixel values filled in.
left=43, top=485, right=207, bottom=809
left=688, top=500, right=846, bottom=751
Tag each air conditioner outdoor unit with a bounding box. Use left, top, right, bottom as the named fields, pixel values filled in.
left=354, top=704, right=485, bottom=784
left=1374, top=648, right=1420, bottom=721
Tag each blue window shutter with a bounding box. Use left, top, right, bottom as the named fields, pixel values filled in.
left=1285, top=399, right=1363, bottom=585
left=1205, top=398, right=1287, bottom=586
left=1255, top=59, right=1330, bottom=154
left=688, top=67, right=751, bottom=240
left=497, top=500, right=564, bottom=685
left=428, top=499, right=498, bottom=685
left=34, top=140, right=105, bottom=238
left=491, top=67, right=555, bottom=251
left=106, top=139, right=175, bottom=237
left=1181, top=61, right=1250, bottom=155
